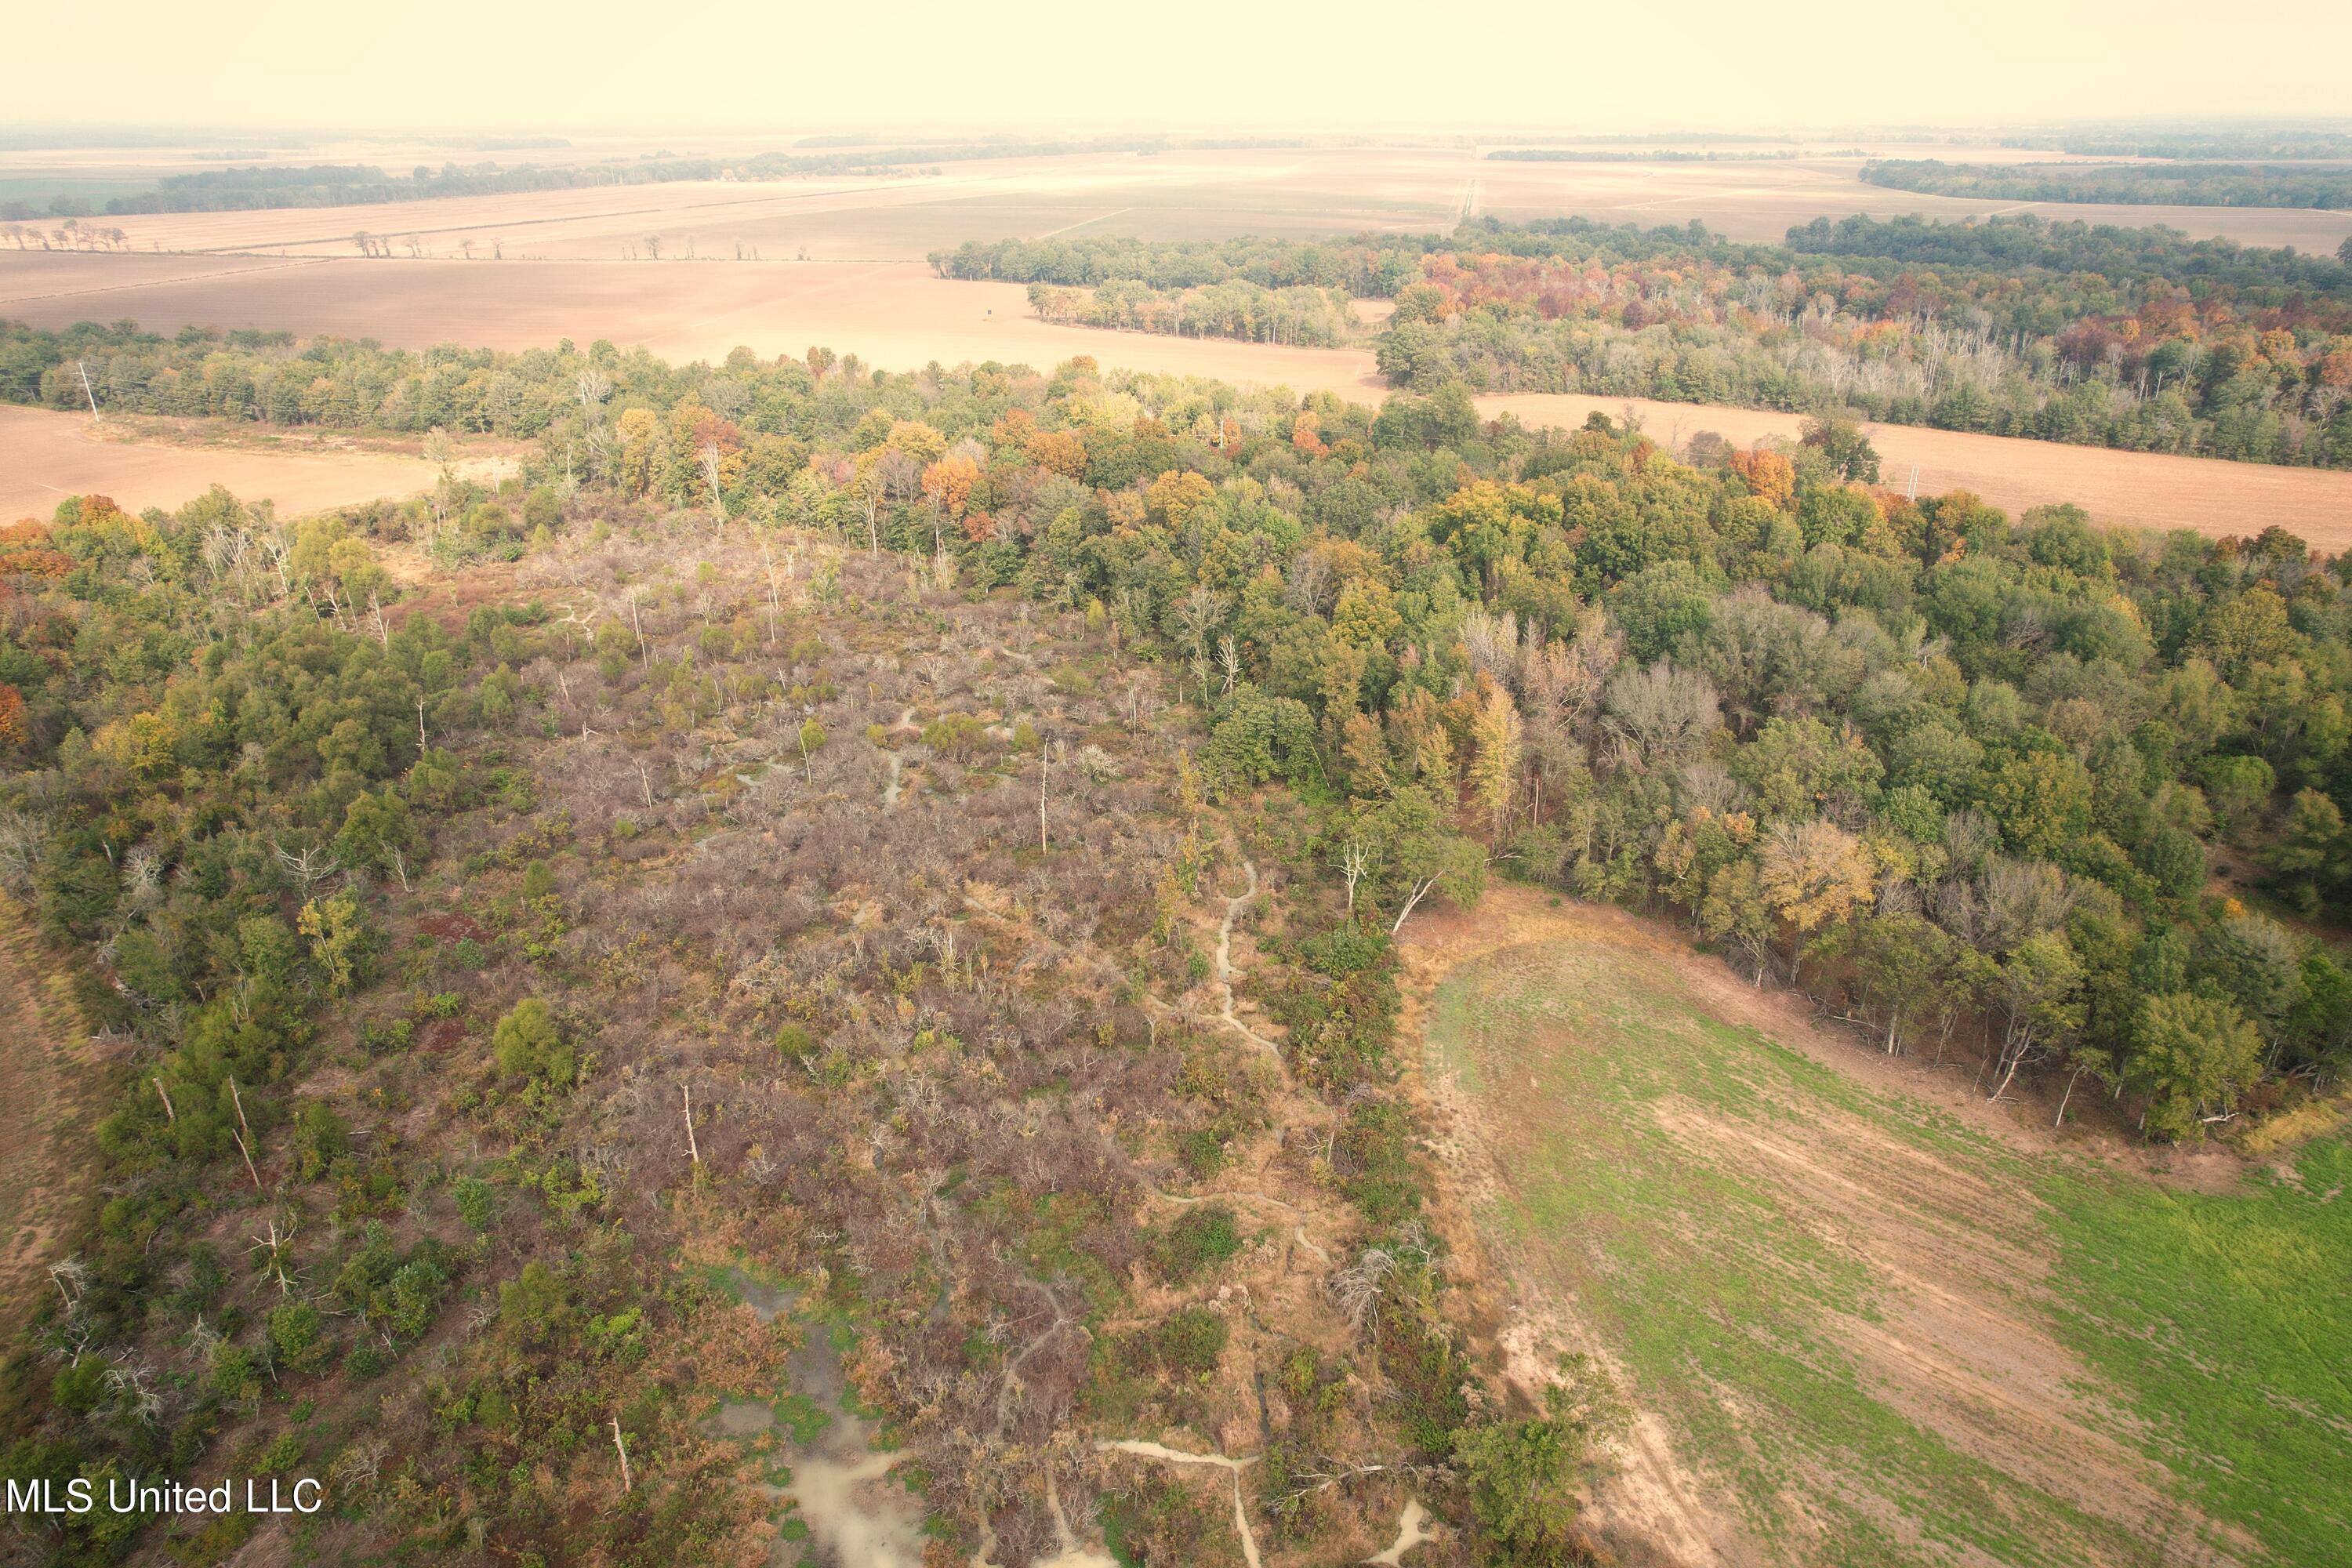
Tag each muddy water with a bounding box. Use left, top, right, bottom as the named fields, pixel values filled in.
left=1364, top=1497, right=1435, bottom=1564
left=709, top=1273, right=927, bottom=1568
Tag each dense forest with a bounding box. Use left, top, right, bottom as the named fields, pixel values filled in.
left=1862, top=158, right=2352, bottom=209
left=1022, top=278, right=1359, bottom=347
left=935, top=212, right=2352, bottom=468
left=4, top=325, right=2348, bottom=1563
left=931, top=234, right=1422, bottom=295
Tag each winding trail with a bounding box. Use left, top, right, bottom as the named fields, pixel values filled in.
left=880, top=706, right=916, bottom=811
left=1215, top=859, right=1282, bottom=1060
left=1097, top=1442, right=1264, bottom=1568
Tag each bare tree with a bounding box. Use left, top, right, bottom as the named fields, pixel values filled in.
left=1334, top=839, right=1372, bottom=913
left=1173, top=585, right=1225, bottom=659
left=1602, top=659, right=1719, bottom=773
left=272, top=840, right=340, bottom=898
left=700, top=441, right=728, bottom=533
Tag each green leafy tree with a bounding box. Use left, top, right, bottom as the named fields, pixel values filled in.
left=2267, top=788, right=2346, bottom=913
left=1357, top=786, right=1486, bottom=935
left=1836, top=911, right=1951, bottom=1055
left=2126, top=992, right=2264, bottom=1142
left=1453, top=1363, right=1623, bottom=1566
left=336, top=786, right=421, bottom=887
left=1800, top=416, right=1881, bottom=484
left=1987, top=931, right=2084, bottom=1101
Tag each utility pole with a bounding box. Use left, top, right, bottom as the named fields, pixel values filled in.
left=77, top=361, right=99, bottom=422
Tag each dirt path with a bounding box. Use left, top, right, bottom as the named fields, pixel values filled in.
left=1214, top=859, right=1282, bottom=1060
left=0, top=898, right=99, bottom=1348
left=1098, top=1442, right=1263, bottom=1568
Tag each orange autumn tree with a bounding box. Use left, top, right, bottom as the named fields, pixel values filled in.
left=1729, top=448, right=1795, bottom=509
left=921, top=453, right=981, bottom=523
left=0, top=520, right=74, bottom=579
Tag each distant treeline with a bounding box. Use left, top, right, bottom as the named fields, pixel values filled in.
left=1487, top=148, right=1800, bottom=162
left=938, top=212, right=2352, bottom=469
left=944, top=214, right=2352, bottom=305
left=79, top=136, right=1306, bottom=217
left=1382, top=216, right=2352, bottom=467
left=1998, top=129, right=2352, bottom=162
left=931, top=234, right=1428, bottom=295
left=1864, top=159, right=2352, bottom=210
left=1782, top=212, right=2352, bottom=292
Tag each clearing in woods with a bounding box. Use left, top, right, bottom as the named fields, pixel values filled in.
left=1404, top=887, right=2352, bottom=1568
left=0, top=901, right=99, bottom=1352
left=0, top=405, right=509, bottom=523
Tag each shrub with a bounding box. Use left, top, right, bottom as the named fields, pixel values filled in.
left=453, top=1176, right=495, bottom=1232
left=1298, top=920, right=1389, bottom=978
left=1149, top=1203, right=1240, bottom=1283
left=1335, top=1098, right=1421, bottom=1225
left=292, top=1102, right=350, bottom=1181
left=268, top=1302, right=329, bottom=1370
left=1454, top=1367, right=1624, bottom=1565
left=1150, top=1308, right=1229, bottom=1378
left=492, top=997, right=573, bottom=1088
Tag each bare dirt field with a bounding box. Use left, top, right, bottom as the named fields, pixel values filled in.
left=0, top=406, right=495, bottom=521
left=0, top=900, right=98, bottom=1352
left=11, top=252, right=2347, bottom=544
left=18, top=144, right=2351, bottom=260
left=1396, top=887, right=2348, bottom=1567
left=1479, top=391, right=2352, bottom=547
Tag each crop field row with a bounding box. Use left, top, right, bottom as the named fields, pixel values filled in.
left=1407, top=891, right=2352, bottom=1568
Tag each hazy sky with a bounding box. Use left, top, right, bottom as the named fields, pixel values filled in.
left=12, top=0, right=2352, bottom=132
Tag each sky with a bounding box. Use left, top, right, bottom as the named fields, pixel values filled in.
left=9, top=0, right=2352, bottom=133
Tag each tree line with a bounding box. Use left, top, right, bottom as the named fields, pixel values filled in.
left=62, top=137, right=1312, bottom=219
left=1025, top=278, right=1360, bottom=347
left=927, top=214, right=2352, bottom=466
left=1863, top=158, right=2352, bottom=210
left=1997, top=128, right=2352, bottom=161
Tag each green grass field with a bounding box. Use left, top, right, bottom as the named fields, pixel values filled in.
left=1425, top=924, right=2352, bottom=1568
